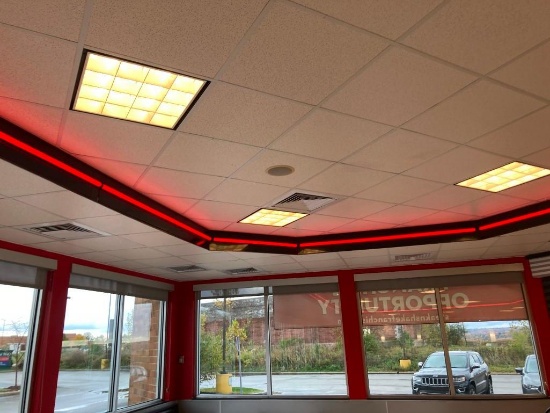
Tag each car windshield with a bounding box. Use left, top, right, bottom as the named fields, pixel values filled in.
left=525, top=357, right=539, bottom=373
left=423, top=354, right=468, bottom=368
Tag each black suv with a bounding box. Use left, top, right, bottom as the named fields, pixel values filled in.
left=412, top=351, right=492, bottom=395
left=515, top=354, right=542, bottom=394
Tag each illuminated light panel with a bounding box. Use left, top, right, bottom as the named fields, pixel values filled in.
left=213, top=237, right=297, bottom=249
left=102, top=185, right=211, bottom=241
left=456, top=162, right=550, bottom=192
left=0, top=131, right=102, bottom=187
left=239, top=209, right=307, bottom=227
left=300, top=227, right=476, bottom=248
left=73, top=52, right=206, bottom=129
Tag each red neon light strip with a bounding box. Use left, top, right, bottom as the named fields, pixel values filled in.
left=300, top=227, right=476, bottom=248
left=0, top=132, right=102, bottom=187
left=103, top=185, right=211, bottom=241
left=213, top=237, right=297, bottom=249
left=479, top=207, right=550, bottom=231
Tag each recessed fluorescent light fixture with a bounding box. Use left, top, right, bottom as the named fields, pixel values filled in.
left=239, top=208, right=307, bottom=227
left=72, top=52, right=207, bottom=129
left=456, top=162, right=550, bottom=192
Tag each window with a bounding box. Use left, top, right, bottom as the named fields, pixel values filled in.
left=197, top=281, right=346, bottom=396
left=358, top=272, right=544, bottom=397
left=0, top=260, right=44, bottom=413
left=55, top=269, right=168, bottom=412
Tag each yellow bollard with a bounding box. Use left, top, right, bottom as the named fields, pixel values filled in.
left=399, top=359, right=411, bottom=370
left=101, top=359, right=109, bottom=370
left=215, top=373, right=232, bottom=394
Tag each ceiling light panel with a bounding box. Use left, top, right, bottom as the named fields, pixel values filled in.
left=456, top=162, right=550, bottom=192
left=239, top=208, right=307, bottom=227
left=73, top=52, right=207, bottom=129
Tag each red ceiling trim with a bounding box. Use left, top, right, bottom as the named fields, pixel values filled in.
left=479, top=207, right=550, bottom=231
left=213, top=237, right=297, bottom=249
left=300, top=227, right=477, bottom=248
left=0, top=131, right=102, bottom=187
left=103, top=185, right=211, bottom=241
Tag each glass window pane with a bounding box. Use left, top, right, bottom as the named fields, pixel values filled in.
left=119, top=296, right=162, bottom=408
left=441, top=283, right=543, bottom=396
left=0, top=284, right=36, bottom=413
left=55, top=289, right=116, bottom=412
left=360, top=289, right=446, bottom=395
left=199, top=295, right=267, bottom=395
left=270, top=291, right=346, bottom=396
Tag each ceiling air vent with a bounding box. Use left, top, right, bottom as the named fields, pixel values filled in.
left=21, top=222, right=110, bottom=240
left=271, top=192, right=337, bottom=213
left=167, top=265, right=206, bottom=273
left=393, top=253, right=432, bottom=262
left=225, top=267, right=260, bottom=275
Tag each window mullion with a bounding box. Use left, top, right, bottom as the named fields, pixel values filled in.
left=109, top=295, right=125, bottom=411
left=21, top=289, right=42, bottom=413
left=264, top=291, right=272, bottom=396
left=156, top=301, right=166, bottom=400
left=435, top=288, right=455, bottom=396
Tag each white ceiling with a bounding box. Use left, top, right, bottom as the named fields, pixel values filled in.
left=1, top=0, right=550, bottom=281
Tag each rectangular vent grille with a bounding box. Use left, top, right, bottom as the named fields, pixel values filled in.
left=21, top=222, right=109, bottom=240
left=225, top=267, right=260, bottom=275
left=167, top=265, right=206, bottom=273
left=271, top=192, right=336, bottom=213
left=394, top=253, right=432, bottom=262
left=529, top=255, right=550, bottom=278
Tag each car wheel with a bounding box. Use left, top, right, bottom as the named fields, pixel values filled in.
left=467, top=384, right=476, bottom=395
left=484, top=378, right=493, bottom=394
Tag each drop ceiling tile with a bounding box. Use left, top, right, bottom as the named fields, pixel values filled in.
left=403, top=146, right=510, bottom=184
left=405, top=211, right=477, bottom=227
left=292, top=0, right=442, bottom=39
left=0, top=161, right=62, bottom=197
left=220, top=1, right=388, bottom=104
left=440, top=238, right=497, bottom=251
left=493, top=232, right=550, bottom=247
left=523, top=147, right=550, bottom=170
left=107, top=247, right=170, bottom=261
left=0, top=25, right=76, bottom=107
left=155, top=133, right=261, bottom=177
left=338, top=248, right=389, bottom=259
left=363, top=205, right=438, bottom=225
left=436, top=248, right=490, bottom=262
left=299, top=164, right=394, bottom=196
left=61, top=112, right=172, bottom=164
left=194, top=219, right=232, bottom=231
left=482, top=242, right=545, bottom=258
left=356, top=175, right=445, bottom=204
left=244, top=255, right=297, bottom=266
left=145, top=194, right=198, bottom=216
left=404, top=81, right=545, bottom=143
left=491, top=41, right=550, bottom=100
left=300, top=258, right=347, bottom=270
left=65, top=236, right=144, bottom=251
left=32, top=241, right=93, bottom=255
left=76, top=156, right=148, bottom=188
left=448, top=194, right=530, bottom=217
left=405, top=184, right=488, bottom=211
left=0, top=227, right=53, bottom=245
left=71, top=251, right=125, bottom=263
left=402, top=0, right=550, bottom=74
left=253, top=262, right=307, bottom=274
left=121, top=231, right=184, bottom=248
left=180, top=82, right=312, bottom=147
left=468, top=107, right=550, bottom=158
left=200, top=260, right=247, bottom=271
left=0, top=199, right=64, bottom=226
left=185, top=201, right=257, bottom=222
left=0, top=0, right=86, bottom=41
left=108, top=260, right=152, bottom=270
left=270, top=109, right=391, bottom=161
left=205, top=179, right=288, bottom=207
left=323, top=47, right=476, bottom=126
left=498, top=174, right=550, bottom=201
left=156, top=243, right=211, bottom=257
left=16, top=191, right=116, bottom=219
left=136, top=168, right=224, bottom=199
left=223, top=222, right=279, bottom=235
left=270, top=227, right=326, bottom=237
left=76, top=214, right=156, bottom=236
left=329, top=220, right=393, bottom=234
left=0, top=97, right=63, bottom=145
left=317, top=198, right=392, bottom=220
left=86, top=0, right=268, bottom=77
left=344, top=129, right=457, bottom=173
left=285, top=214, right=353, bottom=232
left=292, top=252, right=343, bottom=262
left=182, top=252, right=242, bottom=264
left=344, top=255, right=391, bottom=269
left=230, top=150, right=333, bottom=187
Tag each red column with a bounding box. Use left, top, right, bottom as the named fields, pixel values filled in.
left=522, top=261, right=550, bottom=397
left=164, top=282, right=195, bottom=400
left=338, top=272, right=367, bottom=399
left=28, top=259, right=71, bottom=413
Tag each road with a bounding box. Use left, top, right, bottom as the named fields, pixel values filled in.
left=1, top=371, right=528, bottom=412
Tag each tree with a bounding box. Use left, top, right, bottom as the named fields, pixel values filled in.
left=199, top=314, right=222, bottom=383
left=446, top=323, right=467, bottom=346
left=397, top=330, right=413, bottom=359
left=9, top=321, right=28, bottom=389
